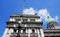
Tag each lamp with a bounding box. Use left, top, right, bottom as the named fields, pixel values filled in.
left=17, top=21, right=22, bottom=37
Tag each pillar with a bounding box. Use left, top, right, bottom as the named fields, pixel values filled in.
left=37, top=29, right=40, bottom=37
left=40, top=29, right=44, bottom=37
left=28, top=29, right=30, bottom=37
left=2, top=28, right=10, bottom=37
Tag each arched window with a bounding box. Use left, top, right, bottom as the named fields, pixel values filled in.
left=23, top=29, right=26, bottom=33
left=32, top=29, right=35, bottom=33
left=14, top=29, right=16, bottom=33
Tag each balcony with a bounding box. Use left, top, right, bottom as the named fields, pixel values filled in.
left=44, top=29, right=60, bottom=32
left=30, top=33, right=38, bottom=36
left=11, top=33, right=38, bottom=37
left=44, top=29, right=60, bottom=36
left=44, top=33, right=60, bottom=36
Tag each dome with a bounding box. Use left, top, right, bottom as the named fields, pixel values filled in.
left=46, top=16, right=56, bottom=24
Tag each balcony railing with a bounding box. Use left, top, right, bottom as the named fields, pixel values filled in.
left=30, top=33, right=38, bottom=36
left=44, top=33, right=60, bottom=36
left=11, top=33, right=38, bottom=37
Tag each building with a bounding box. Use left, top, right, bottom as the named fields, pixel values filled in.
left=44, top=16, right=60, bottom=37
left=3, top=13, right=60, bottom=37
left=3, top=13, right=44, bottom=37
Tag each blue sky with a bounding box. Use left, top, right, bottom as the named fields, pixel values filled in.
left=0, top=0, right=60, bottom=37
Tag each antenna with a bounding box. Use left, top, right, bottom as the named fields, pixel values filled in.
left=22, top=0, right=25, bottom=14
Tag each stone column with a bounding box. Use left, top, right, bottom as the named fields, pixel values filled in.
left=28, top=29, right=30, bottom=37
left=26, top=28, right=28, bottom=33
left=8, top=28, right=14, bottom=37
left=2, top=28, right=10, bottom=37
left=40, top=29, right=44, bottom=37
left=37, top=29, right=40, bottom=37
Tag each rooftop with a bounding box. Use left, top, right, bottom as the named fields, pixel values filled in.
left=10, top=13, right=40, bottom=18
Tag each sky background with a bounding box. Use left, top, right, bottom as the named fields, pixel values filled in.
left=0, top=0, right=60, bottom=37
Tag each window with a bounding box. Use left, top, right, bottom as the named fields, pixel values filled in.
left=16, top=19, right=21, bottom=21
left=14, top=29, right=16, bottom=32
left=48, top=23, right=55, bottom=29
left=32, top=29, right=35, bottom=33
left=30, top=19, right=35, bottom=22
left=23, top=29, right=26, bottom=33
left=35, top=19, right=40, bottom=22
left=23, top=19, right=27, bottom=22
left=10, top=18, right=15, bottom=21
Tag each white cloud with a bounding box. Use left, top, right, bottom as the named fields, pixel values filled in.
left=23, top=7, right=59, bottom=23
left=23, top=7, right=51, bottom=21
left=38, top=9, right=51, bottom=21
left=54, top=16, right=59, bottom=22
left=23, top=7, right=36, bottom=15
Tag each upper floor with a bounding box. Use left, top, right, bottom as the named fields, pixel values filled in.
left=9, top=13, right=41, bottom=22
